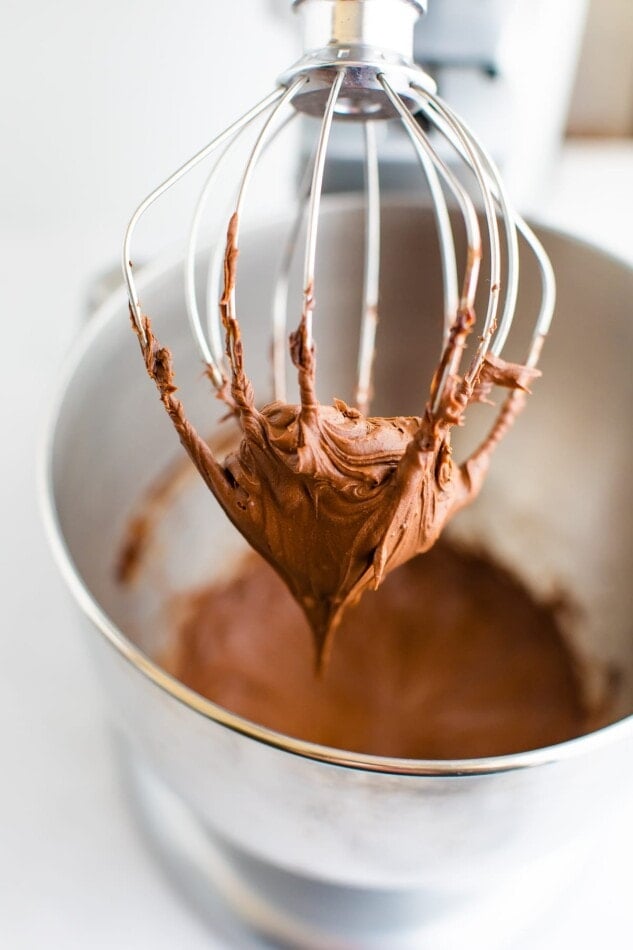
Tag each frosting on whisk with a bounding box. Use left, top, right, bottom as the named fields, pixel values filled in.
left=132, top=213, right=539, bottom=666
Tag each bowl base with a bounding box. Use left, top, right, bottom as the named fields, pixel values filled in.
left=119, top=737, right=585, bottom=949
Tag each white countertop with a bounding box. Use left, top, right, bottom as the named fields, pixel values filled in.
left=1, top=140, right=632, bottom=949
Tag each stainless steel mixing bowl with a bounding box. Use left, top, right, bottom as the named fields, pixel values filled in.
left=42, top=198, right=633, bottom=949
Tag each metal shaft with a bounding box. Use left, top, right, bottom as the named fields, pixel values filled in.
left=293, top=0, right=425, bottom=59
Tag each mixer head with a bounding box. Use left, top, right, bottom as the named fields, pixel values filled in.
left=124, top=0, right=554, bottom=422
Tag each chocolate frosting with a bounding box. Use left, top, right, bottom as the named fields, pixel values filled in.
left=162, top=544, right=612, bottom=759
left=133, top=213, right=541, bottom=663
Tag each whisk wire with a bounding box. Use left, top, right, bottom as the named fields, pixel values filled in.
left=416, top=92, right=513, bottom=383
left=271, top=148, right=316, bottom=403
left=429, top=96, right=520, bottom=361
left=123, top=87, right=285, bottom=346
left=303, top=69, right=346, bottom=347
left=417, top=94, right=502, bottom=386
left=186, top=112, right=299, bottom=382
left=355, top=121, right=381, bottom=415
left=186, top=139, right=237, bottom=377
left=228, top=79, right=307, bottom=327
left=202, top=110, right=301, bottom=378
left=413, top=84, right=555, bottom=361
left=408, top=126, right=459, bottom=345
left=378, top=75, right=484, bottom=408
left=378, top=75, right=482, bottom=316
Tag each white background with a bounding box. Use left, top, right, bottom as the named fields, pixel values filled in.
left=1, top=2, right=633, bottom=947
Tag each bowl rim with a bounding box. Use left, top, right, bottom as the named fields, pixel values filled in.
left=39, top=196, right=633, bottom=778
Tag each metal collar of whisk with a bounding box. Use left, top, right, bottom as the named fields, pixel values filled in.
left=282, top=0, right=435, bottom=118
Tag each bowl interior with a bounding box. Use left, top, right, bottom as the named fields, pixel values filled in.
left=50, top=198, right=633, bottom=724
